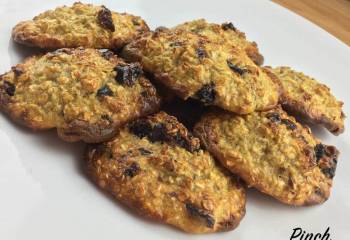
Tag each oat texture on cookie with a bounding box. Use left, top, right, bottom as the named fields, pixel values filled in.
left=175, top=19, right=264, bottom=65
left=194, top=106, right=338, bottom=206
left=0, top=48, right=160, bottom=143
left=265, top=66, right=345, bottom=135
left=122, top=28, right=279, bottom=114
left=12, top=2, right=149, bottom=49
left=86, top=112, right=246, bottom=233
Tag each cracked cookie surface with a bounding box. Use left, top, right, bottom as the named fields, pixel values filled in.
left=122, top=28, right=279, bottom=114
left=194, top=107, right=338, bottom=206
left=86, top=112, right=246, bottom=233
left=174, top=19, right=264, bottom=65
left=0, top=48, right=160, bottom=143
left=12, top=2, right=149, bottom=49
left=265, top=66, right=345, bottom=135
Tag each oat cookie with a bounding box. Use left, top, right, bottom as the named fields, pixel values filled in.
left=122, top=28, right=279, bottom=114
left=86, top=112, right=246, bottom=233
left=12, top=2, right=149, bottom=49
left=175, top=19, right=264, bottom=65
left=194, top=107, right=338, bottom=206
left=0, top=48, right=160, bottom=143
left=265, top=66, right=345, bottom=135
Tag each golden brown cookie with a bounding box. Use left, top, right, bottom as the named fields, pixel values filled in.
left=0, top=48, right=160, bottom=143
left=265, top=66, right=345, bottom=135
left=86, top=112, right=246, bottom=233
left=175, top=19, right=264, bottom=65
left=122, top=28, right=279, bottom=114
left=12, top=2, right=149, bottom=49
left=194, top=107, right=339, bottom=206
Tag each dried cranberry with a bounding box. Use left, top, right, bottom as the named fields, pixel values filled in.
left=227, top=61, right=247, bottom=75
left=124, top=162, right=140, bottom=177
left=222, top=22, right=236, bottom=31
left=115, top=63, right=142, bottom=87
left=185, top=203, right=215, bottom=228
left=97, top=6, right=115, bottom=32
left=97, top=85, right=113, bottom=97
left=195, top=83, right=216, bottom=104
left=3, top=81, right=15, bottom=96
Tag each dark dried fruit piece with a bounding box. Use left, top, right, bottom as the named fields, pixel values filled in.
left=185, top=203, right=215, bottom=228
left=173, top=132, right=200, bottom=153
left=281, top=119, right=297, bottom=130
left=221, top=22, right=236, bottom=31
left=115, top=63, right=142, bottom=87
left=97, top=85, right=113, bottom=97
left=3, top=81, right=16, bottom=96
left=11, top=66, right=23, bottom=77
left=314, top=187, right=325, bottom=197
left=101, top=114, right=113, bottom=123
left=124, top=162, right=140, bottom=177
left=321, top=167, right=336, bottom=179
left=314, top=144, right=325, bottom=162
left=138, top=148, right=152, bottom=155
left=227, top=61, right=247, bottom=75
left=97, top=6, right=115, bottom=32
left=316, top=145, right=338, bottom=179
left=195, top=83, right=216, bottom=104
left=98, top=49, right=114, bottom=60
left=266, top=112, right=281, bottom=123
left=129, top=119, right=199, bottom=153
left=266, top=113, right=296, bottom=130
left=196, top=48, right=207, bottom=59
left=129, top=120, right=153, bottom=139
left=149, top=123, right=167, bottom=142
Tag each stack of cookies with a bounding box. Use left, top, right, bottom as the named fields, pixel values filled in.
left=0, top=2, right=344, bottom=234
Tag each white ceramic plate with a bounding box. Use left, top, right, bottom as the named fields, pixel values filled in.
left=0, top=1, right=349, bottom=239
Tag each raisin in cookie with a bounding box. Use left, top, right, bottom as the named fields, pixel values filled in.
left=86, top=112, right=246, bottom=233
left=175, top=19, right=264, bottom=65
left=265, top=66, right=345, bottom=135
left=12, top=2, right=149, bottom=49
left=0, top=48, right=160, bottom=143
left=194, top=107, right=339, bottom=206
left=122, top=28, right=279, bottom=114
